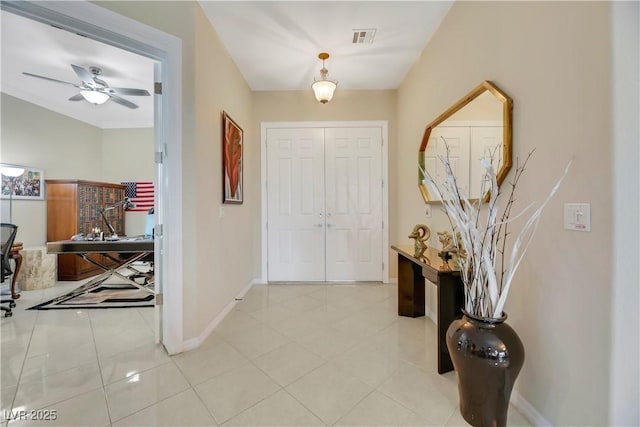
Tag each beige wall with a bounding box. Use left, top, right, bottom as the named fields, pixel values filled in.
left=2, top=94, right=91, bottom=246
left=97, top=1, right=257, bottom=340
left=101, top=128, right=155, bottom=236
left=253, top=90, right=396, bottom=123
left=253, top=89, right=397, bottom=275
left=192, top=5, right=256, bottom=336
left=398, top=2, right=612, bottom=425
left=0, top=94, right=154, bottom=246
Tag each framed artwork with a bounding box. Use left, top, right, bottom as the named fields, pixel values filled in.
left=222, top=111, right=243, bottom=204
left=1, top=164, right=44, bottom=200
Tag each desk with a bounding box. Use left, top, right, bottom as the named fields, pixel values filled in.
left=47, top=239, right=154, bottom=293
left=391, top=245, right=464, bottom=374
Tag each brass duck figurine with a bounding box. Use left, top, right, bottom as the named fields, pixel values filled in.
left=408, top=224, right=431, bottom=259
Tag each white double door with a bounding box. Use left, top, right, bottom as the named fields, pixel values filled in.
left=267, top=127, right=383, bottom=282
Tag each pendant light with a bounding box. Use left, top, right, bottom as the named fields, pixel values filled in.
left=311, top=52, right=337, bottom=104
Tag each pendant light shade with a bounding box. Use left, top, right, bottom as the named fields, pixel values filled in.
left=311, top=52, right=337, bottom=104
left=80, top=90, right=110, bottom=105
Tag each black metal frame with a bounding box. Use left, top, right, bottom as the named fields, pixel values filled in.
left=46, top=239, right=154, bottom=294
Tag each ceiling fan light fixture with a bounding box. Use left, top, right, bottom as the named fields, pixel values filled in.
left=312, top=52, right=337, bottom=104
left=80, top=89, right=109, bottom=105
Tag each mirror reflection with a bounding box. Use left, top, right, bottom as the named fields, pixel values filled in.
left=418, top=81, right=513, bottom=203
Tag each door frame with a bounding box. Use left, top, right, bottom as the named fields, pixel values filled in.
left=261, top=121, right=389, bottom=284
left=2, top=0, right=184, bottom=354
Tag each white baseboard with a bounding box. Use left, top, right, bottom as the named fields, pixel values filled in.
left=511, top=390, right=552, bottom=427
left=385, top=277, right=398, bottom=285
left=182, top=278, right=257, bottom=352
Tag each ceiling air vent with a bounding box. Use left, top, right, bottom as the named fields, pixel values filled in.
left=352, top=29, right=376, bottom=44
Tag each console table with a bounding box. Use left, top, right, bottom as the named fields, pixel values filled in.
left=391, top=245, right=464, bottom=374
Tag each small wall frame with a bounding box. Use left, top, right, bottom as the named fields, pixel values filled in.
left=1, top=164, right=44, bottom=200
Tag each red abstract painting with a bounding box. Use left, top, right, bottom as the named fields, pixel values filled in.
left=222, top=111, right=243, bottom=203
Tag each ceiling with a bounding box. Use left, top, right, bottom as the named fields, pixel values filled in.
left=1, top=10, right=155, bottom=129
left=199, top=1, right=453, bottom=91
left=1, top=2, right=453, bottom=129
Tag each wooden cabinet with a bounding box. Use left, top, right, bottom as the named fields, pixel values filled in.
left=46, top=180, right=126, bottom=280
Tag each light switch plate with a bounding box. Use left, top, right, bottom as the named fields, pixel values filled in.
left=564, top=203, right=590, bottom=232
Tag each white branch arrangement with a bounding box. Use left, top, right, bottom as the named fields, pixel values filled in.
left=420, top=144, right=571, bottom=319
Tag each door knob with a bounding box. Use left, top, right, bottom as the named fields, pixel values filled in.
left=326, top=224, right=335, bottom=228
left=313, top=223, right=324, bottom=227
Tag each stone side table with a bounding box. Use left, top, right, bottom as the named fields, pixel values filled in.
left=16, top=247, right=57, bottom=291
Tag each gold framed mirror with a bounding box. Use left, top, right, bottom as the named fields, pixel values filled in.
left=418, top=80, right=513, bottom=203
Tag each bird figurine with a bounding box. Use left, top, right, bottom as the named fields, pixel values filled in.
left=408, top=224, right=431, bottom=259
left=437, top=230, right=467, bottom=270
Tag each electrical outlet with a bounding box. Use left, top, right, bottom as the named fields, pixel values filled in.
left=219, top=206, right=225, bottom=219
left=564, top=203, right=590, bottom=232
left=425, top=205, right=432, bottom=218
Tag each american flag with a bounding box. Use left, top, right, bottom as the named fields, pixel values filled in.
left=122, top=181, right=154, bottom=212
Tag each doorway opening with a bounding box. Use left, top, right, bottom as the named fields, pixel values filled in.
left=1, top=1, right=183, bottom=353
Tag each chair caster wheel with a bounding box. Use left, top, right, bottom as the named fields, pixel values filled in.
left=9, top=302, right=16, bottom=308
left=4, top=312, right=12, bottom=317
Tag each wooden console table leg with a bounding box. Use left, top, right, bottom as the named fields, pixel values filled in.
left=436, top=274, right=464, bottom=374
left=397, top=254, right=425, bottom=317
left=10, top=253, right=22, bottom=299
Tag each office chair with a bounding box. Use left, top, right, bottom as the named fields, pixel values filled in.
left=1, top=223, right=19, bottom=317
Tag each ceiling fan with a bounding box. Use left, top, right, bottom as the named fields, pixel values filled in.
left=22, top=64, right=150, bottom=109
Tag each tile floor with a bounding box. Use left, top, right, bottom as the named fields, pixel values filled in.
left=1, top=281, right=532, bottom=426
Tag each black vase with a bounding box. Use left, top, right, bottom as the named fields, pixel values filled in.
left=446, top=310, right=525, bottom=427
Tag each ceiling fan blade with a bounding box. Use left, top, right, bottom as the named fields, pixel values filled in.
left=22, top=72, right=79, bottom=87
left=109, top=94, right=138, bottom=109
left=68, top=93, right=84, bottom=101
left=110, top=88, right=151, bottom=97
left=71, top=64, right=95, bottom=86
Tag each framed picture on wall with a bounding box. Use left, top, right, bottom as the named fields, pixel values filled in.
left=222, top=111, right=243, bottom=204
left=0, top=164, right=44, bottom=200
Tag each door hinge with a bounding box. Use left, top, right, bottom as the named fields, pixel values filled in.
left=155, top=293, right=163, bottom=305
left=155, top=224, right=163, bottom=237
left=155, top=143, right=167, bottom=164
left=154, top=82, right=162, bottom=95
left=382, top=262, right=384, bottom=270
